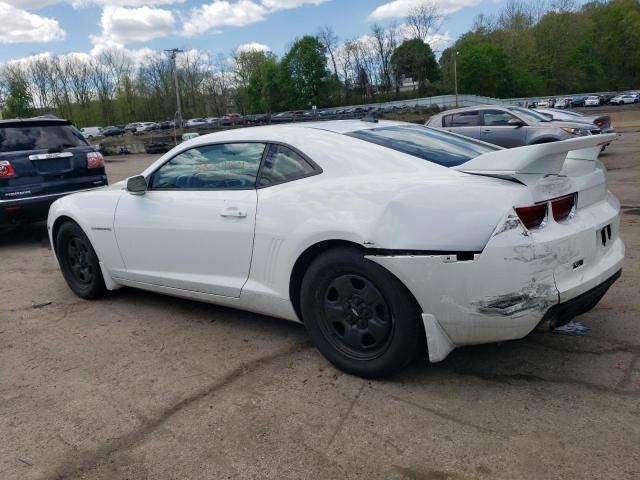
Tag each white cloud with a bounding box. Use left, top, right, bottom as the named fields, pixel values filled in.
left=236, top=42, right=270, bottom=53
left=182, top=0, right=327, bottom=36
left=260, top=0, right=327, bottom=10
left=0, top=1, right=66, bottom=43
left=91, top=6, right=175, bottom=47
left=368, top=0, right=481, bottom=21
left=183, top=0, right=267, bottom=36
left=71, top=0, right=185, bottom=6
left=3, top=0, right=60, bottom=8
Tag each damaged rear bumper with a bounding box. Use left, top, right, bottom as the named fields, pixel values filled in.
left=539, top=269, right=621, bottom=330
left=367, top=193, right=625, bottom=363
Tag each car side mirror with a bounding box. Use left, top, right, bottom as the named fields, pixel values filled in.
left=126, top=175, right=147, bottom=195
left=508, top=118, right=525, bottom=127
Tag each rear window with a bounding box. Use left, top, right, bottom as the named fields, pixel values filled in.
left=0, top=123, right=88, bottom=153
left=346, top=125, right=498, bottom=167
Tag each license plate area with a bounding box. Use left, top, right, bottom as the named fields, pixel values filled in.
left=32, top=157, right=72, bottom=174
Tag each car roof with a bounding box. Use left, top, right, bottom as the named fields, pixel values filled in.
left=431, top=105, right=514, bottom=117
left=141, top=120, right=469, bottom=181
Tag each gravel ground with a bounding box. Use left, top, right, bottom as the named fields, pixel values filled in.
left=1, top=125, right=639, bottom=480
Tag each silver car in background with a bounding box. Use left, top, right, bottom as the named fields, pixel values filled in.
left=425, top=105, right=603, bottom=148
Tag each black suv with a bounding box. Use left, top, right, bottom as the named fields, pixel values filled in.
left=0, top=117, right=108, bottom=225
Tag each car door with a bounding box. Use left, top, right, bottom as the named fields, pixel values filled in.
left=113, top=142, right=266, bottom=297
left=480, top=109, right=527, bottom=148
left=440, top=111, right=481, bottom=139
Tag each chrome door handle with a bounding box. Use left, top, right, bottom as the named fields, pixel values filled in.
left=220, top=207, right=247, bottom=218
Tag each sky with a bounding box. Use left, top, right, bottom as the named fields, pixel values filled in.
left=0, top=0, right=510, bottom=64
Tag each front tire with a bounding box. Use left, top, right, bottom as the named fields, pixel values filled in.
left=300, top=246, right=424, bottom=378
left=55, top=221, right=107, bottom=299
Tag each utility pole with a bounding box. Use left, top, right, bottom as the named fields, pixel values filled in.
left=165, top=48, right=184, bottom=129
left=454, top=50, right=459, bottom=108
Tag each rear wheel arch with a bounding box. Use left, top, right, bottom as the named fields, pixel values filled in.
left=289, top=240, right=365, bottom=321
left=289, top=240, right=424, bottom=324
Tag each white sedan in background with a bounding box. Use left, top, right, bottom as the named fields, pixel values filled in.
left=585, top=95, right=600, bottom=107
left=610, top=94, right=638, bottom=105
left=47, top=121, right=623, bottom=378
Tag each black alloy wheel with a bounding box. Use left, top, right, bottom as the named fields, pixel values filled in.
left=66, top=237, right=94, bottom=285
left=301, top=246, right=425, bottom=378
left=56, top=221, right=107, bottom=299
left=321, top=273, right=394, bottom=360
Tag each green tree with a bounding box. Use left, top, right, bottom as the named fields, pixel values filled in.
left=457, top=44, right=512, bottom=97
left=5, top=79, right=33, bottom=118
left=281, top=36, right=331, bottom=109
left=247, top=55, right=285, bottom=113
left=391, top=39, right=440, bottom=95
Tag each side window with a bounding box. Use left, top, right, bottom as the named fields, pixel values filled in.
left=443, top=111, right=479, bottom=127
left=483, top=110, right=516, bottom=126
left=258, top=144, right=316, bottom=187
left=150, top=143, right=266, bottom=190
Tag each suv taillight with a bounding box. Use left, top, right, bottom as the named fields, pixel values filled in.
left=551, top=194, right=577, bottom=222
left=87, top=152, right=104, bottom=169
left=0, top=160, right=16, bottom=177
left=515, top=204, right=547, bottom=229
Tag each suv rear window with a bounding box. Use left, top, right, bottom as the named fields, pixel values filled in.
left=0, top=123, right=88, bottom=153
left=347, top=125, right=498, bottom=167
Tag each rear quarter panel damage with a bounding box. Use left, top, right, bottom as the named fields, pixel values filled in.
left=368, top=210, right=559, bottom=351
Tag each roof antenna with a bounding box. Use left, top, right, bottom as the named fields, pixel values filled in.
left=361, top=108, right=379, bottom=123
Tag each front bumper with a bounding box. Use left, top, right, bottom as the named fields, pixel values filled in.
left=368, top=193, right=625, bottom=362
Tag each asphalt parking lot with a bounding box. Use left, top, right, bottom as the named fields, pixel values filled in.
left=1, top=125, right=639, bottom=480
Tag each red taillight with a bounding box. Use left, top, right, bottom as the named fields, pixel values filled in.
left=515, top=204, right=547, bottom=229
left=552, top=194, right=576, bottom=222
left=87, top=152, right=104, bottom=169
left=0, top=160, right=16, bottom=177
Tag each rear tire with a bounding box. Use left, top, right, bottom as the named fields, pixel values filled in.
left=55, top=221, right=107, bottom=299
left=300, top=246, right=424, bottom=378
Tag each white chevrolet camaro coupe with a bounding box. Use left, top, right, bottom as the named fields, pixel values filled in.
left=47, top=120, right=623, bottom=378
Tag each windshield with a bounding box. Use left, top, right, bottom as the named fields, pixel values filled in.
left=346, top=124, right=498, bottom=167
left=0, top=123, right=88, bottom=153
left=508, top=107, right=550, bottom=123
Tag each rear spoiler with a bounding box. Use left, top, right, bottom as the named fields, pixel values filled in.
left=453, top=133, right=616, bottom=176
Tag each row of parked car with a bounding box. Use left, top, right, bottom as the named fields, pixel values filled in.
left=534, top=92, right=639, bottom=109
left=79, top=114, right=252, bottom=139
left=77, top=107, right=393, bottom=140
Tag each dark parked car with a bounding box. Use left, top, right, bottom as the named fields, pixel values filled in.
left=0, top=117, right=107, bottom=225
left=101, top=126, right=125, bottom=137
left=157, top=121, right=175, bottom=130
left=571, top=96, right=588, bottom=107
left=425, top=105, right=602, bottom=148
left=599, top=94, right=617, bottom=105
